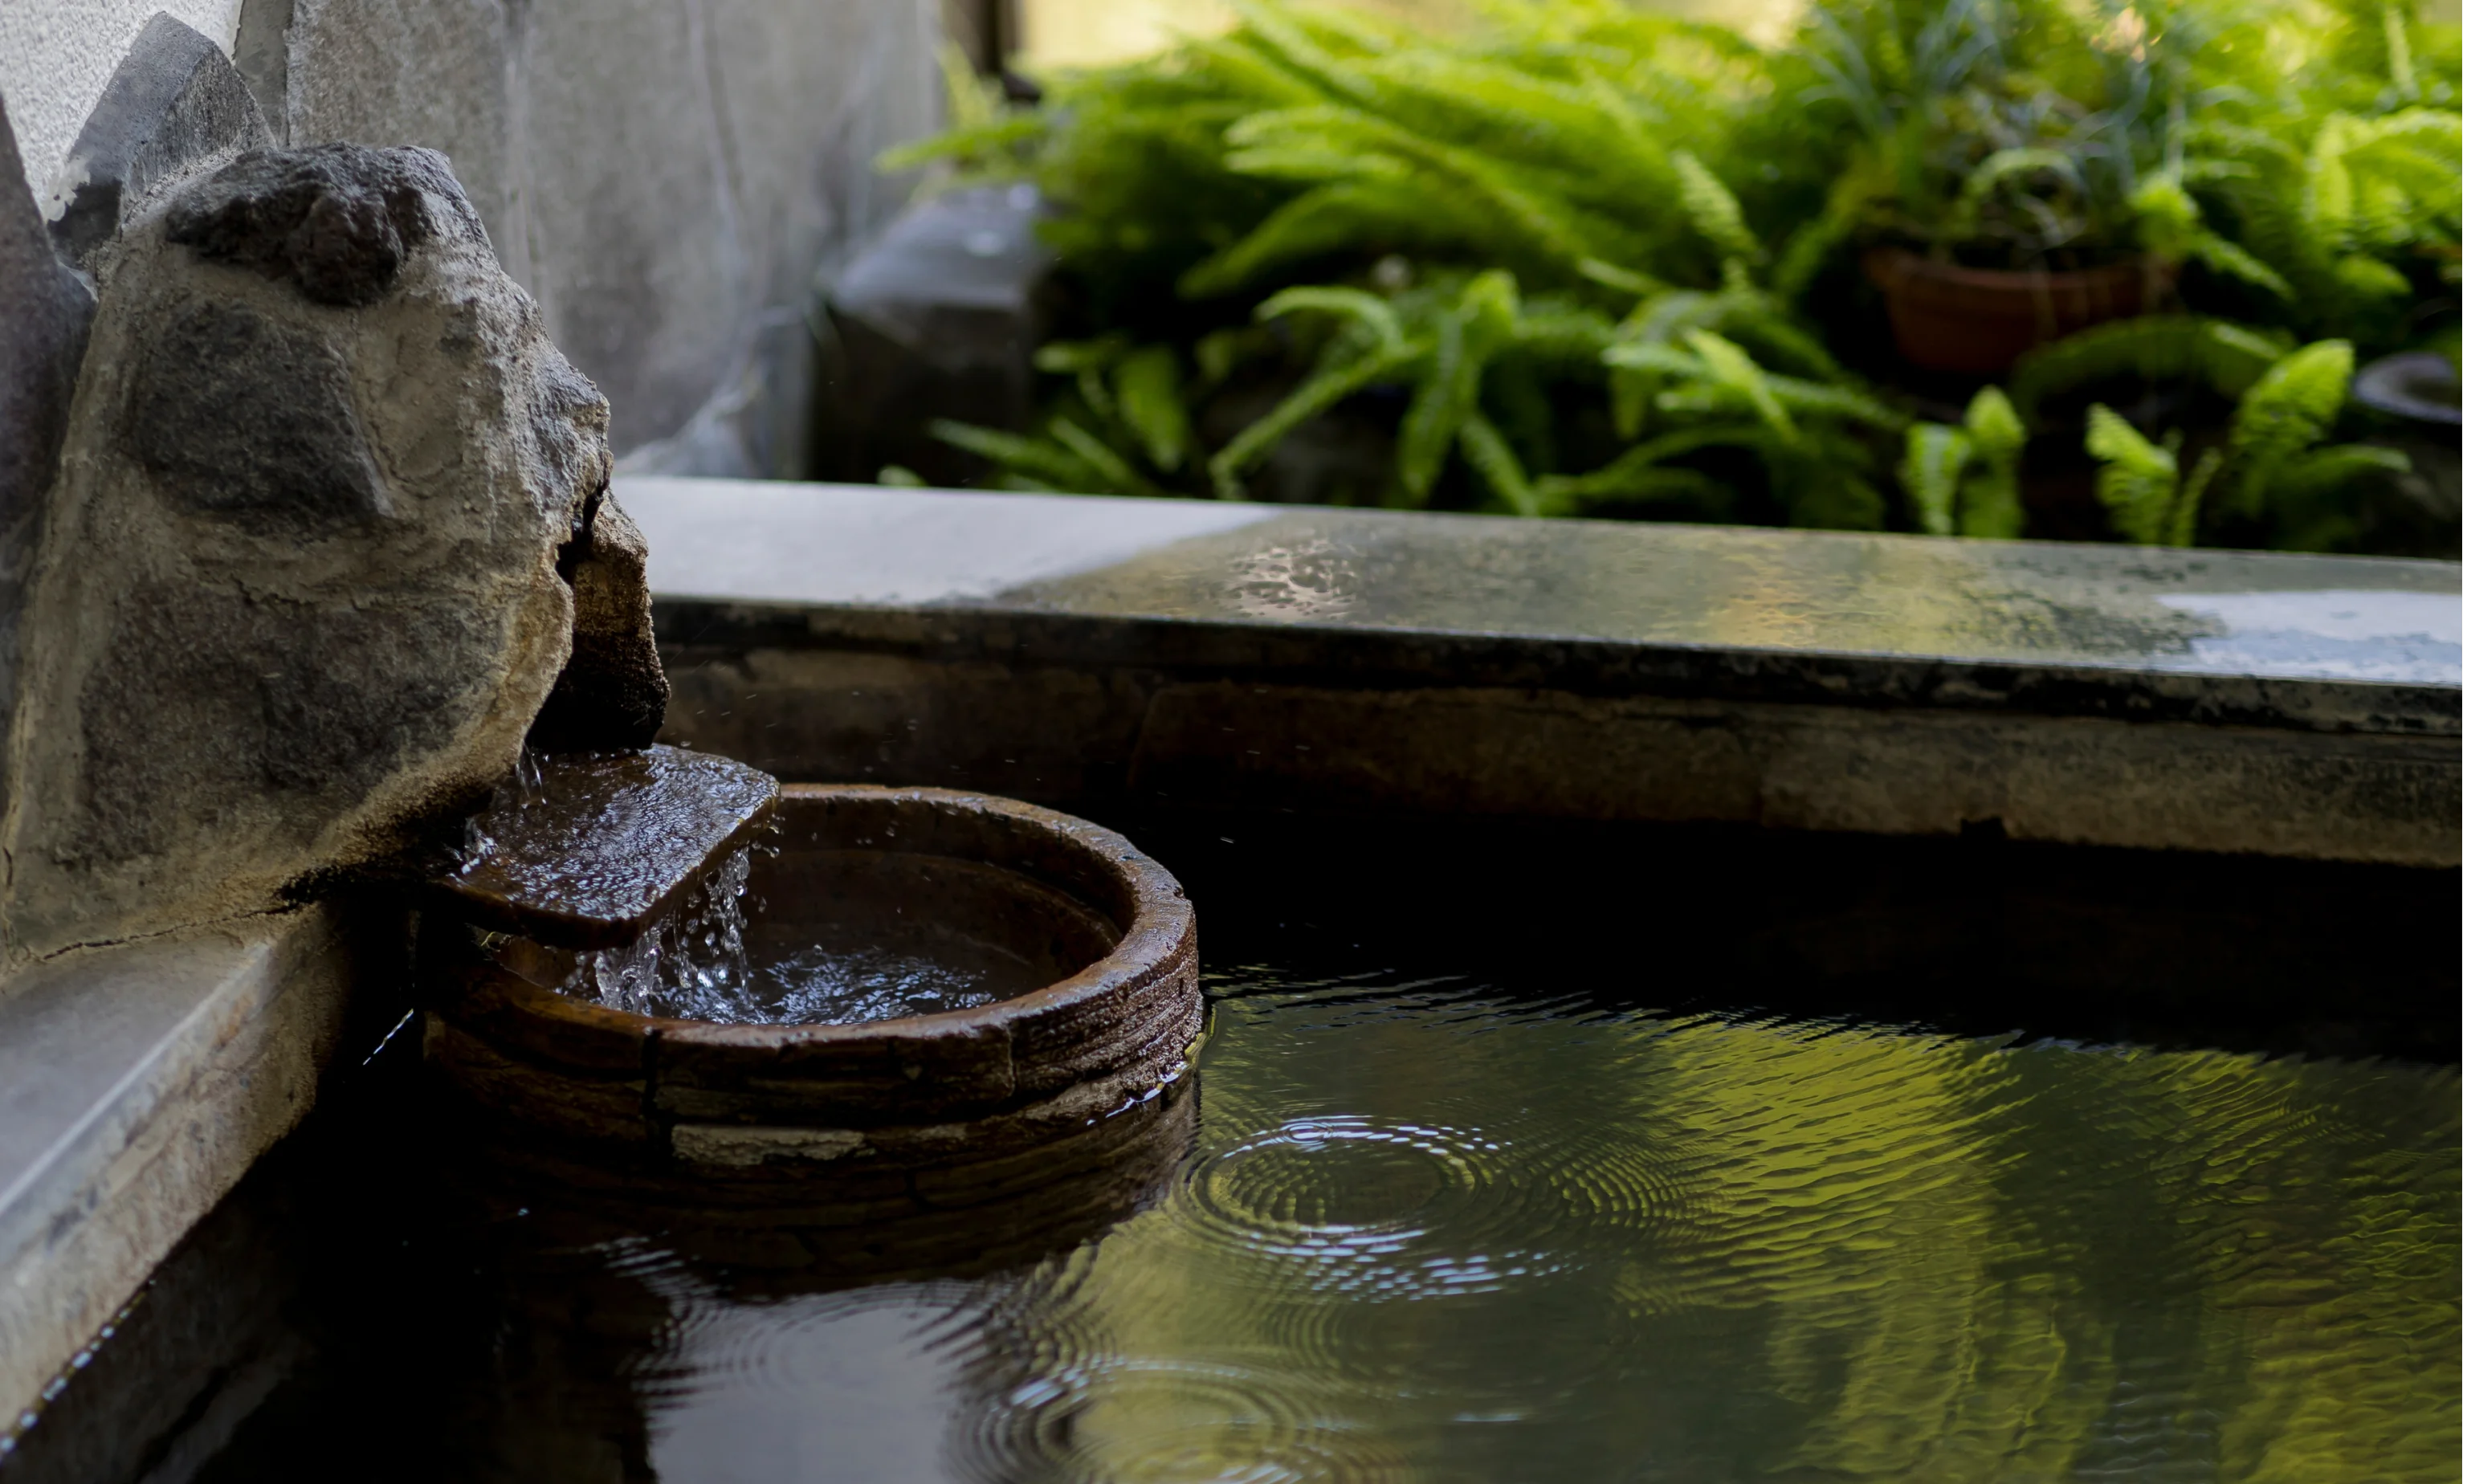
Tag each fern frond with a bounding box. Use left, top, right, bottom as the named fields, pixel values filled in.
left=1533, top=463, right=1731, bottom=516
left=2085, top=404, right=2181, bottom=544
left=2273, top=442, right=2413, bottom=499
left=930, top=419, right=1104, bottom=490
left=1046, top=417, right=1156, bottom=495
left=1459, top=412, right=1541, bottom=516
left=1947, top=147, right=2084, bottom=240
left=2189, top=234, right=2297, bottom=299
left=2227, top=338, right=2354, bottom=513
left=1179, top=181, right=1437, bottom=297
left=1766, top=377, right=1907, bottom=430
left=1226, top=0, right=1382, bottom=104
left=1397, top=272, right=1519, bottom=499
left=1900, top=423, right=1973, bottom=535
left=1963, top=385, right=2025, bottom=463
left=1673, top=150, right=1764, bottom=265
left=1257, top=285, right=1407, bottom=349
left=1956, top=386, right=2026, bottom=538
left=1114, top=346, right=1192, bottom=472
left=1209, top=340, right=1423, bottom=498
left=2009, top=316, right=2289, bottom=421
left=1511, top=305, right=1622, bottom=363
left=2171, top=447, right=2224, bottom=547
left=1683, top=329, right=1796, bottom=441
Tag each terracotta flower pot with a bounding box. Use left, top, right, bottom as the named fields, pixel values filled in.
left=420, top=785, right=1202, bottom=1201
left=1863, top=247, right=2169, bottom=376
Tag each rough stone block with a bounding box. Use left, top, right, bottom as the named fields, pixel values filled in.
left=813, top=185, right=1054, bottom=484
left=527, top=491, right=671, bottom=751
left=47, top=14, right=271, bottom=267
left=2, top=144, right=606, bottom=962
left=0, top=98, right=96, bottom=833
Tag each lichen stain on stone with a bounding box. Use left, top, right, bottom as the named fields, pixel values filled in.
left=124, top=301, right=392, bottom=528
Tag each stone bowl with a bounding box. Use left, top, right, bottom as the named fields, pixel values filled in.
left=444, top=1076, right=1199, bottom=1284
left=419, top=785, right=1201, bottom=1203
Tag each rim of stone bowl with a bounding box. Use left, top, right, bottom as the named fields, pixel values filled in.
left=424, top=784, right=1200, bottom=1127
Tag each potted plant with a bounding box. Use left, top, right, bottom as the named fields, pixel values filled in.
left=1798, top=0, right=2245, bottom=373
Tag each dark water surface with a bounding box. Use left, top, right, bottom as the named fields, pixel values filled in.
left=210, top=984, right=2463, bottom=1478
left=16, top=823, right=2461, bottom=1484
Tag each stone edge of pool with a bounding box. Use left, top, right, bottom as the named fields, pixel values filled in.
left=634, top=477, right=2461, bottom=870
left=0, top=477, right=2456, bottom=1430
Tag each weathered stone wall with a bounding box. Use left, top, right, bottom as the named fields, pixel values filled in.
left=0, top=2, right=247, bottom=202
left=3, top=0, right=943, bottom=476
left=278, top=0, right=944, bottom=476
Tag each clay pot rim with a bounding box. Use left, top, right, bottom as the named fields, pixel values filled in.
left=1861, top=243, right=2155, bottom=294
left=479, top=783, right=1193, bottom=1050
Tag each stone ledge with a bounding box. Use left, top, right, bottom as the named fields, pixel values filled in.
left=0, top=907, right=385, bottom=1426
left=628, top=478, right=2461, bottom=866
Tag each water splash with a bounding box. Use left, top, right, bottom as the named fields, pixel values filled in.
left=562, top=847, right=760, bottom=1021
left=756, top=941, right=1012, bottom=1025
left=457, top=748, right=548, bottom=869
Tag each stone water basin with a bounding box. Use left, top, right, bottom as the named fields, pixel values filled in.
left=422, top=778, right=1201, bottom=1207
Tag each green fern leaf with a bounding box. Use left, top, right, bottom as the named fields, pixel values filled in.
left=1047, top=418, right=1156, bottom=495
left=1533, top=464, right=1731, bottom=517
left=1900, top=423, right=1972, bottom=536
left=2085, top=405, right=2181, bottom=545
left=1459, top=413, right=1541, bottom=516
left=1673, top=150, right=1764, bottom=266
left=1257, top=285, right=1407, bottom=349
left=2171, top=447, right=2224, bottom=547
left=1963, top=386, right=2025, bottom=463
left=1955, top=387, right=2026, bottom=538
left=2227, top=339, right=2355, bottom=514
left=1114, top=346, right=1192, bottom=473
left=2010, top=317, right=2289, bottom=422
left=2265, top=443, right=2413, bottom=509
left=1208, top=340, right=1422, bottom=498
left=1947, top=147, right=2083, bottom=241
left=929, top=419, right=1103, bottom=490
left=1683, top=329, right=1796, bottom=442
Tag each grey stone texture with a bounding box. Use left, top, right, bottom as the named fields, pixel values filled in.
left=813, top=184, right=1054, bottom=486
left=527, top=491, right=671, bottom=752
left=47, top=14, right=272, bottom=268
left=0, top=98, right=94, bottom=834
left=161, top=141, right=465, bottom=306
left=274, top=0, right=944, bottom=475
left=622, top=479, right=2463, bottom=868
left=2, top=145, right=605, bottom=962
left=231, top=0, right=294, bottom=137
left=0, top=905, right=368, bottom=1438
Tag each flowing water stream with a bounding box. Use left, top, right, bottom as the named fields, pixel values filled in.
left=552, top=846, right=1026, bottom=1026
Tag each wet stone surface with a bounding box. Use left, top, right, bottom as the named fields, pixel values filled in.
left=440, top=746, right=778, bottom=950
left=626, top=481, right=2463, bottom=735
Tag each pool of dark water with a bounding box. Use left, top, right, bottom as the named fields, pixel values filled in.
left=10, top=818, right=2460, bottom=1482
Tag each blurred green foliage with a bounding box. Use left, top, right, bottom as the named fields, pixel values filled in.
left=880, top=0, right=2460, bottom=550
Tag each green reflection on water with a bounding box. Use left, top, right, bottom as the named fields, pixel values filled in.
left=959, top=971, right=2459, bottom=1483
